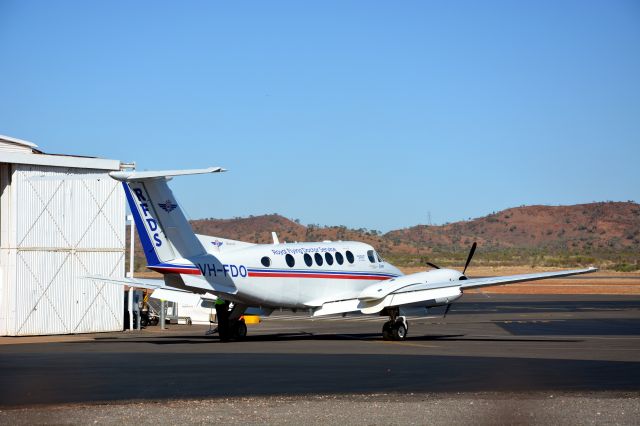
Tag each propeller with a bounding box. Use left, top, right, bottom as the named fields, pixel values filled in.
left=427, top=241, right=476, bottom=276
left=443, top=242, right=477, bottom=317
left=462, top=242, right=477, bottom=276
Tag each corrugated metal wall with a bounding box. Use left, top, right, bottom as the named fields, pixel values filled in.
left=0, top=163, right=12, bottom=336
left=2, top=164, right=124, bottom=335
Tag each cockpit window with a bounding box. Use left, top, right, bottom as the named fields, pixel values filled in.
left=367, top=250, right=376, bottom=263
left=304, top=253, right=313, bottom=267
left=376, top=252, right=383, bottom=262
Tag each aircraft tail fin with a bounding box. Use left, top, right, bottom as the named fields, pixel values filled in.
left=111, top=167, right=225, bottom=270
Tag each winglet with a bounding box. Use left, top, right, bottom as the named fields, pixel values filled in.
left=109, top=167, right=225, bottom=182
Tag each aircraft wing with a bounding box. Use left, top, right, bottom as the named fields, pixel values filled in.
left=312, top=266, right=598, bottom=317
left=459, top=267, right=598, bottom=289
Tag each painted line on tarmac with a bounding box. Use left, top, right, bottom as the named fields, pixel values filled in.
left=443, top=333, right=640, bottom=344
left=584, top=336, right=640, bottom=340
left=335, top=333, right=439, bottom=349
left=330, top=330, right=638, bottom=350
left=379, top=340, right=441, bottom=349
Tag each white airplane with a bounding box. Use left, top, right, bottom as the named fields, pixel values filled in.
left=102, top=167, right=597, bottom=341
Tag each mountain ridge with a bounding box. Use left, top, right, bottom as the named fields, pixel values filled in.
left=128, top=201, right=640, bottom=271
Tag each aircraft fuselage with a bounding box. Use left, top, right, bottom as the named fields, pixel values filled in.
left=154, top=240, right=405, bottom=308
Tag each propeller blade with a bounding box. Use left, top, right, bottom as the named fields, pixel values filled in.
left=462, top=242, right=477, bottom=276
left=426, top=262, right=440, bottom=269
left=443, top=303, right=452, bottom=318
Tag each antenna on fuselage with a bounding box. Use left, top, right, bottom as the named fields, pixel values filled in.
left=271, top=232, right=280, bottom=245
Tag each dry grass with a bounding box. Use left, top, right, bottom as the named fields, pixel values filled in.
left=134, top=271, right=163, bottom=279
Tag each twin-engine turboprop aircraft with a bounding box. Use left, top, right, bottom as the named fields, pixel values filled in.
left=103, top=167, right=597, bottom=341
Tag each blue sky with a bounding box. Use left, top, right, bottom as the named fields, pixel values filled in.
left=1, top=1, right=639, bottom=231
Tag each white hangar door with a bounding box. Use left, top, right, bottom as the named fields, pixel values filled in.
left=12, top=165, right=125, bottom=335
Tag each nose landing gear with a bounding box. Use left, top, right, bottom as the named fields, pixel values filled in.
left=381, top=307, right=408, bottom=341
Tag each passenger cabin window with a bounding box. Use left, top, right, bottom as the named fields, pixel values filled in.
left=285, top=254, right=295, bottom=267
left=325, top=252, right=334, bottom=265
left=335, top=252, right=344, bottom=265
left=314, top=253, right=323, bottom=266
left=261, top=256, right=271, bottom=267
left=346, top=250, right=355, bottom=264
left=304, top=253, right=313, bottom=267
left=367, top=250, right=376, bottom=263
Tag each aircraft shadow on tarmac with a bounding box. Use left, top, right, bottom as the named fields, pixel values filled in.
left=88, top=332, right=581, bottom=345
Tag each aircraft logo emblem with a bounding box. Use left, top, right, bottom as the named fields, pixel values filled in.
left=158, top=199, right=177, bottom=213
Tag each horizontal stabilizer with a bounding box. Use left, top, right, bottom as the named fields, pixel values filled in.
left=110, top=167, right=225, bottom=182
left=82, top=275, right=164, bottom=290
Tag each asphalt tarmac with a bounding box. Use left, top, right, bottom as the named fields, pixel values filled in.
left=0, top=294, right=639, bottom=408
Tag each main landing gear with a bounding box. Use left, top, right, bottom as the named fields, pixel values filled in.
left=215, top=301, right=248, bottom=342
left=381, top=307, right=408, bottom=341
left=217, top=318, right=247, bottom=342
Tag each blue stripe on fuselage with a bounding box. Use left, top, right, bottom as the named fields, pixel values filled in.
left=247, top=268, right=398, bottom=278
left=122, top=182, right=161, bottom=266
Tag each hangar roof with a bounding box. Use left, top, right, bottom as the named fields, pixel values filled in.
left=0, top=134, right=41, bottom=153
left=0, top=134, right=122, bottom=170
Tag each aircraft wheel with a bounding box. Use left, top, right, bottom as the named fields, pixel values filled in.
left=219, top=327, right=231, bottom=342
left=233, top=320, right=248, bottom=340
left=382, top=321, right=393, bottom=340
left=392, top=319, right=408, bottom=341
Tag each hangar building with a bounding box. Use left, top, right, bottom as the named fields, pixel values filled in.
left=0, top=135, right=127, bottom=336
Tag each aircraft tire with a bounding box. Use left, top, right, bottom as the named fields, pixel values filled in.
left=392, top=321, right=407, bottom=341
left=219, top=326, right=231, bottom=342
left=233, top=320, right=248, bottom=340
left=382, top=321, right=393, bottom=340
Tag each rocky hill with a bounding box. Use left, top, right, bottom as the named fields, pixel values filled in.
left=386, top=202, right=640, bottom=252
left=127, top=201, right=640, bottom=271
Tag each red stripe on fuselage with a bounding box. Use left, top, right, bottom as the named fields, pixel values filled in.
left=248, top=272, right=388, bottom=280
